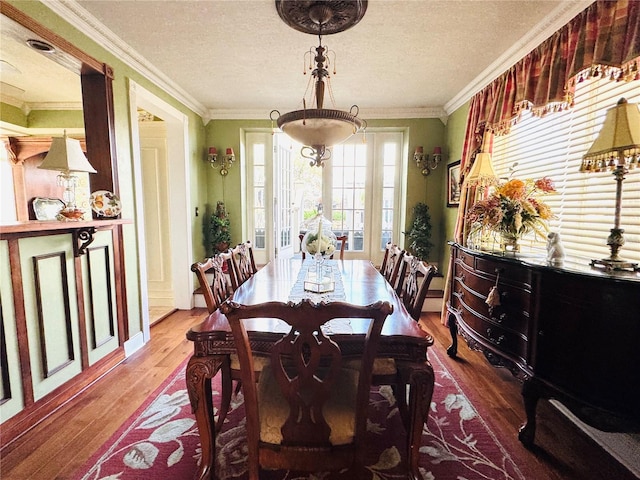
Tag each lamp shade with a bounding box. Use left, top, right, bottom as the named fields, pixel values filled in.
left=464, top=152, right=498, bottom=187
left=38, top=133, right=96, bottom=173
left=581, top=98, right=640, bottom=171
left=277, top=109, right=364, bottom=147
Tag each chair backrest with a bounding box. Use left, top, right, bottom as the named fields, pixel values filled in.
left=229, top=241, right=257, bottom=288
left=221, top=298, right=392, bottom=475
left=300, top=234, right=347, bottom=260
left=381, top=243, right=405, bottom=287
left=395, top=253, right=438, bottom=321
left=190, top=251, right=234, bottom=314
left=335, top=235, right=347, bottom=260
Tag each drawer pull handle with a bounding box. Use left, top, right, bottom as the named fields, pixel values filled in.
left=498, top=313, right=507, bottom=323
left=460, top=274, right=466, bottom=282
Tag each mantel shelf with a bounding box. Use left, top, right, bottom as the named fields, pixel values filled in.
left=0, top=218, right=132, bottom=236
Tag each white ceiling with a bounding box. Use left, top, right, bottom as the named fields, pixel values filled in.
left=2, top=0, right=593, bottom=122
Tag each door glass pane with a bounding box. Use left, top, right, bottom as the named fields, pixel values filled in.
left=380, top=143, right=396, bottom=250
left=253, top=144, right=266, bottom=248
left=331, top=143, right=367, bottom=252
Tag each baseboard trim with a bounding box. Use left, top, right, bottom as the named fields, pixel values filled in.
left=124, top=331, right=146, bottom=357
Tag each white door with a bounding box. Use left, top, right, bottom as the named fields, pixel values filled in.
left=139, top=121, right=174, bottom=320
left=274, top=134, right=294, bottom=259
left=246, top=131, right=296, bottom=263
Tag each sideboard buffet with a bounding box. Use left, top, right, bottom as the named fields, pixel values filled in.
left=445, top=242, right=640, bottom=445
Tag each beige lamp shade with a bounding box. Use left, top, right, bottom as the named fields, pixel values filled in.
left=464, top=152, right=498, bottom=187
left=581, top=98, right=640, bottom=172
left=38, top=133, right=97, bottom=173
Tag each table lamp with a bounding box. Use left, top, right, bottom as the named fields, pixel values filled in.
left=38, top=132, right=97, bottom=221
left=580, top=98, right=640, bottom=271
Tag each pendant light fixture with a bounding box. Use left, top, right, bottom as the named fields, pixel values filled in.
left=270, top=1, right=367, bottom=167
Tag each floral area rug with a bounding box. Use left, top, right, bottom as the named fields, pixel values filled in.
left=73, top=346, right=531, bottom=480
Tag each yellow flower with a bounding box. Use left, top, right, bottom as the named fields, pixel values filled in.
left=496, top=179, right=526, bottom=199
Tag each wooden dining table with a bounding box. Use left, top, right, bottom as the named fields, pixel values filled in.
left=185, top=258, right=435, bottom=480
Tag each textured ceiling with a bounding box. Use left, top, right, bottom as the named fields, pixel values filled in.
left=2, top=0, right=593, bottom=121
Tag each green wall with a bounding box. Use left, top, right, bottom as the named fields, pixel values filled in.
left=441, top=101, right=470, bottom=277
left=27, top=110, right=85, bottom=129
left=1, top=102, right=27, bottom=127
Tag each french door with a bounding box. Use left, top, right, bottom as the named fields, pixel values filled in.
left=245, top=130, right=405, bottom=266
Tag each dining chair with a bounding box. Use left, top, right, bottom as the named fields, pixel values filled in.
left=394, top=253, right=438, bottom=321
left=335, top=234, right=347, bottom=260
left=220, top=298, right=393, bottom=479
left=300, top=233, right=347, bottom=260
left=190, top=251, right=234, bottom=315
left=229, top=240, right=258, bottom=289
left=381, top=243, right=405, bottom=287
left=191, top=251, right=250, bottom=431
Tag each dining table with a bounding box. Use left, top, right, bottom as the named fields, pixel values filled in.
left=185, top=258, right=435, bottom=480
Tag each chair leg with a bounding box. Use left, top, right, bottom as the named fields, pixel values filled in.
left=216, top=357, right=233, bottom=433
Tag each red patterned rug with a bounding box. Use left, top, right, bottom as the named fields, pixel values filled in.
left=73, top=345, right=532, bottom=480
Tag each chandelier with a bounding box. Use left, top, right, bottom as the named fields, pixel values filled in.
left=270, top=1, right=367, bottom=167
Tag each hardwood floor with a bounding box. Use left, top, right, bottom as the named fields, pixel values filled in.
left=1, top=310, right=636, bottom=479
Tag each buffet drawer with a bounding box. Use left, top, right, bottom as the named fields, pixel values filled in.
left=453, top=262, right=530, bottom=336
left=455, top=297, right=528, bottom=361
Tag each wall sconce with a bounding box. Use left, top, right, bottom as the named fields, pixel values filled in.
left=207, top=147, right=235, bottom=176
left=414, top=146, right=443, bottom=176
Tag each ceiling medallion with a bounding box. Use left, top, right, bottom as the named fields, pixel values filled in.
left=271, top=1, right=367, bottom=167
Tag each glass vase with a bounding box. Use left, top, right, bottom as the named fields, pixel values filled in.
left=501, top=233, right=520, bottom=253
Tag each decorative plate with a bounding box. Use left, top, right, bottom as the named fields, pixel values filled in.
left=32, top=197, right=64, bottom=221
left=90, top=190, right=121, bottom=218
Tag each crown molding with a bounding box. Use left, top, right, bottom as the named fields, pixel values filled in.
left=0, top=121, right=84, bottom=137
left=208, top=106, right=448, bottom=121
left=444, top=0, right=594, bottom=115
left=46, top=0, right=208, bottom=119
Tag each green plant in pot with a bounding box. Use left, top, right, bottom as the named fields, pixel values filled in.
left=405, top=202, right=433, bottom=261
left=210, top=201, right=231, bottom=253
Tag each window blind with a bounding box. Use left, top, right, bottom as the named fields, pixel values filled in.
left=492, top=77, right=640, bottom=264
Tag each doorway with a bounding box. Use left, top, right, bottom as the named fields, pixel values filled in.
left=128, top=80, right=193, bottom=343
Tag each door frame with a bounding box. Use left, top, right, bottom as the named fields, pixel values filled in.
left=128, top=80, right=193, bottom=343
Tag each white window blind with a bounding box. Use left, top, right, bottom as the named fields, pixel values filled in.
left=492, top=77, right=640, bottom=265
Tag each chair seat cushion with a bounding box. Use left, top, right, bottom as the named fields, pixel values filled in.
left=257, top=365, right=358, bottom=446
left=230, top=354, right=270, bottom=372
left=345, top=357, right=397, bottom=376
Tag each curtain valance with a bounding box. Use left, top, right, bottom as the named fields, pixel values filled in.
left=461, top=0, right=640, bottom=170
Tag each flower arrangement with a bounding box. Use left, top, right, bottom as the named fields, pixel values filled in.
left=467, top=177, right=556, bottom=244
left=302, top=215, right=337, bottom=258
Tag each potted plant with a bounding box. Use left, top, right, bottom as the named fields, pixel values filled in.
left=405, top=202, right=433, bottom=261
left=209, top=201, right=231, bottom=253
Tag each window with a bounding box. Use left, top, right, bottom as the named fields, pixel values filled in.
left=492, top=77, right=640, bottom=265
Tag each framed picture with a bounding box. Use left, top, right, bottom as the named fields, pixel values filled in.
left=447, top=160, right=462, bottom=207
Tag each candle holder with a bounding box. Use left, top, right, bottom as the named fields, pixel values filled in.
left=414, top=146, right=443, bottom=176
left=207, top=147, right=235, bottom=176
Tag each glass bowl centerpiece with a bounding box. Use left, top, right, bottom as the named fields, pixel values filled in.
left=301, top=215, right=337, bottom=293
left=301, top=215, right=337, bottom=260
